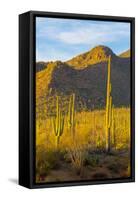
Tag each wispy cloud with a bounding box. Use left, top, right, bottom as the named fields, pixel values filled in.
left=36, top=17, right=130, bottom=61
left=55, top=23, right=130, bottom=45
left=36, top=47, right=72, bottom=62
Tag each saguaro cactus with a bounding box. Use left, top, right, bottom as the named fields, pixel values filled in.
left=68, top=93, right=75, bottom=137
left=53, top=96, right=64, bottom=148
left=105, top=55, right=113, bottom=152
left=111, top=105, right=115, bottom=148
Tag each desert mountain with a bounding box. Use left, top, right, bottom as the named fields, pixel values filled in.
left=66, top=45, right=116, bottom=69
left=119, top=49, right=130, bottom=58
left=36, top=45, right=117, bottom=71
left=36, top=46, right=130, bottom=112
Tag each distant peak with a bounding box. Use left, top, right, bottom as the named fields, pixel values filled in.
left=66, top=45, right=116, bottom=69
left=119, top=49, right=130, bottom=58
left=89, top=45, right=115, bottom=57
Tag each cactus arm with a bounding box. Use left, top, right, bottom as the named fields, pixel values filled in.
left=72, top=93, right=75, bottom=127
left=108, top=96, right=112, bottom=128
left=68, top=93, right=76, bottom=137
left=52, top=95, right=64, bottom=148
left=56, top=96, right=59, bottom=135
left=53, top=116, right=57, bottom=136
left=111, top=105, right=115, bottom=148
left=68, top=95, right=72, bottom=128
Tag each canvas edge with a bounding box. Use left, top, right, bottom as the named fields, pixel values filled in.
left=19, top=12, right=31, bottom=188
left=19, top=10, right=135, bottom=189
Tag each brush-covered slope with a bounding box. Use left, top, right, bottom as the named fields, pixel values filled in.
left=119, top=49, right=130, bottom=58
left=36, top=46, right=130, bottom=111
left=36, top=61, right=48, bottom=72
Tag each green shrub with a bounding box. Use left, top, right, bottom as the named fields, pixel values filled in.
left=84, top=153, right=99, bottom=167
left=36, top=159, right=51, bottom=176
left=36, top=149, right=61, bottom=178
left=68, top=147, right=86, bottom=175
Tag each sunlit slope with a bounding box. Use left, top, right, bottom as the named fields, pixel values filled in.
left=119, top=49, right=130, bottom=58
left=66, top=45, right=116, bottom=69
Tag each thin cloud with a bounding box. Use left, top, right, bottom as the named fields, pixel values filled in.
left=55, top=23, right=130, bottom=45
left=36, top=17, right=130, bottom=61
left=36, top=48, right=72, bottom=62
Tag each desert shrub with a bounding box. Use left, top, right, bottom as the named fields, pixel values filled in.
left=36, top=159, right=51, bottom=177
left=67, top=145, right=86, bottom=175
left=64, top=152, right=71, bottom=163
left=46, top=151, right=61, bottom=169
left=58, top=149, right=67, bottom=161
left=84, top=153, right=99, bottom=167
left=107, top=162, right=119, bottom=173
left=36, top=149, right=61, bottom=177
left=107, top=156, right=128, bottom=174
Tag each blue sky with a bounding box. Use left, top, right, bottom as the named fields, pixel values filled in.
left=36, top=17, right=130, bottom=62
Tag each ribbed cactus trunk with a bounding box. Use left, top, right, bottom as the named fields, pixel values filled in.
left=105, top=55, right=112, bottom=152
left=111, top=105, right=115, bottom=148
left=68, top=93, right=75, bottom=138
left=53, top=96, right=64, bottom=149
left=72, top=93, right=75, bottom=137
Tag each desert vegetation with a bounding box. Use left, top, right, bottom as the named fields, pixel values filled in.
left=36, top=103, right=130, bottom=182
left=36, top=47, right=131, bottom=183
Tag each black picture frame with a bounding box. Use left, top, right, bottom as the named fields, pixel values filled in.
left=19, top=10, right=135, bottom=189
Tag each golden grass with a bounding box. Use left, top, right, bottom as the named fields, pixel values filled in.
left=36, top=107, right=130, bottom=152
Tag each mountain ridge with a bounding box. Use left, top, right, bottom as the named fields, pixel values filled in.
left=36, top=45, right=130, bottom=112
left=119, top=49, right=130, bottom=58
left=66, top=45, right=116, bottom=69
left=36, top=46, right=130, bottom=72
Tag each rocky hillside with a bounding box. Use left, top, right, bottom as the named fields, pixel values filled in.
left=66, top=45, right=116, bottom=69
left=36, top=61, right=48, bottom=72
left=119, top=49, right=130, bottom=58
left=36, top=46, right=130, bottom=112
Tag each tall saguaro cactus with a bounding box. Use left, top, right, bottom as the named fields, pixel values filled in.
left=111, top=105, right=115, bottom=148
left=105, top=55, right=113, bottom=152
left=53, top=96, right=64, bottom=148
left=68, top=93, right=75, bottom=137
